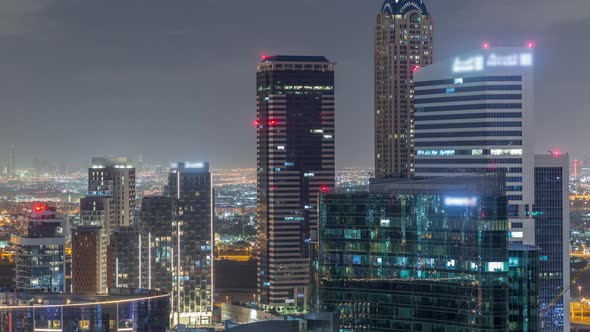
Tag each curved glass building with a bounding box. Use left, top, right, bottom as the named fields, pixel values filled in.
left=0, top=288, right=169, bottom=331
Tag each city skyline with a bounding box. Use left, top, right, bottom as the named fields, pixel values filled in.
left=0, top=0, right=587, bottom=169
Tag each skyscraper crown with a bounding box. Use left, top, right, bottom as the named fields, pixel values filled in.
left=381, top=0, right=428, bottom=15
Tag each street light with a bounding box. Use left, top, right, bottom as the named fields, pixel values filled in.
left=580, top=286, right=583, bottom=300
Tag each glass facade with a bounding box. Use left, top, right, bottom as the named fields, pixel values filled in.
left=313, top=177, right=509, bottom=331
left=508, top=244, right=539, bottom=331
left=167, top=162, right=213, bottom=326
left=535, top=162, right=568, bottom=331
left=13, top=205, right=65, bottom=293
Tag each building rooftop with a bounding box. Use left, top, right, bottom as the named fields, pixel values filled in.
left=170, top=161, right=210, bottom=172
left=90, top=157, right=133, bottom=168
left=260, top=55, right=329, bottom=63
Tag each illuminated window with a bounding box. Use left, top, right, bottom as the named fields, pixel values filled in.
left=486, top=262, right=507, bottom=272
left=471, top=149, right=483, bottom=156
left=380, top=218, right=390, bottom=227
left=80, top=320, right=90, bottom=330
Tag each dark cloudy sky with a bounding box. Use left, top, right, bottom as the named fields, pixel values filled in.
left=0, top=0, right=588, bottom=169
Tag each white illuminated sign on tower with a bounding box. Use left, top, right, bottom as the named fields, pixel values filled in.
left=452, top=52, right=533, bottom=73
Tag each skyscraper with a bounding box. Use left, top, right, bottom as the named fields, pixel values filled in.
left=72, top=226, right=107, bottom=293
left=109, top=226, right=146, bottom=289
left=374, top=0, right=433, bottom=178
left=78, top=157, right=136, bottom=293
left=139, top=195, right=176, bottom=293
left=256, top=55, right=335, bottom=308
left=167, top=162, right=213, bottom=326
left=313, top=175, right=509, bottom=330
left=508, top=244, right=540, bottom=331
left=13, top=204, right=66, bottom=293
left=413, top=45, right=536, bottom=245
left=84, top=157, right=136, bottom=233
left=535, top=153, right=570, bottom=331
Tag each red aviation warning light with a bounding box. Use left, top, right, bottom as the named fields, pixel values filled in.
left=269, top=119, right=278, bottom=126
left=261, top=54, right=271, bottom=61
left=482, top=41, right=490, bottom=49
left=527, top=41, right=535, bottom=49
left=33, top=204, right=45, bottom=212
left=412, top=65, right=420, bottom=73
left=252, top=119, right=260, bottom=127
left=321, top=185, right=329, bottom=193
left=551, top=150, right=561, bottom=157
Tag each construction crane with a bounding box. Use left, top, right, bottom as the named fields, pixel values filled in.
left=541, top=262, right=590, bottom=317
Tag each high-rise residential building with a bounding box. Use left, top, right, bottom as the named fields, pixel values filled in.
left=139, top=195, right=176, bottom=293
left=109, top=226, right=147, bottom=289
left=78, top=157, right=136, bottom=294
left=85, top=157, right=136, bottom=233
left=8, top=145, right=15, bottom=175
left=535, top=153, right=570, bottom=331
left=255, top=55, right=335, bottom=308
left=79, top=196, right=110, bottom=231
left=167, top=162, right=213, bottom=326
left=374, top=0, right=433, bottom=179
left=12, top=204, right=66, bottom=293
left=312, top=175, right=509, bottom=331
left=413, top=45, right=536, bottom=244
left=508, top=244, right=540, bottom=332
left=72, top=225, right=108, bottom=293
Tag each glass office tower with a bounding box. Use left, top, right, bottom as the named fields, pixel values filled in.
left=414, top=46, right=536, bottom=246
left=508, top=244, right=540, bottom=331
left=313, top=175, right=509, bottom=331
left=535, top=153, right=570, bottom=331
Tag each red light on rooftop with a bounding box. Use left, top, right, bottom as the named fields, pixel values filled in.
left=482, top=41, right=490, bottom=49
left=261, top=54, right=270, bottom=60
left=321, top=185, right=329, bottom=193
left=552, top=150, right=561, bottom=157
left=269, top=119, right=277, bottom=126
left=252, top=119, right=260, bottom=127
left=33, top=204, right=45, bottom=212
left=412, top=65, right=420, bottom=73
left=527, top=41, right=535, bottom=49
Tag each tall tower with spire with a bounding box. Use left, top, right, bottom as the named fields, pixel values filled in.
left=374, top=0, right=433, bottom=178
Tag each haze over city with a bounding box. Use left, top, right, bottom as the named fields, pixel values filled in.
left=0, top=0, right=588, bottom=168
left=0, top=0, right=587, bottom=330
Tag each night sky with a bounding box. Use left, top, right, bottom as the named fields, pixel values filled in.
left=0, top=0, right=588, bottom=169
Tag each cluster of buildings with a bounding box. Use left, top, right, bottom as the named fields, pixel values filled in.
left=6, top=158, right=214, bottom=330
left=252, top=0, right=569, bottom=331
left=0, top=0, right=571, bottom=331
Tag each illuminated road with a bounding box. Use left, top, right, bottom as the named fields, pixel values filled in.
left=572, top=301, right=590, bottom=326
left=572, top=252, right=590, bottom=259
left=0, top=293, right=170, bottom=310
